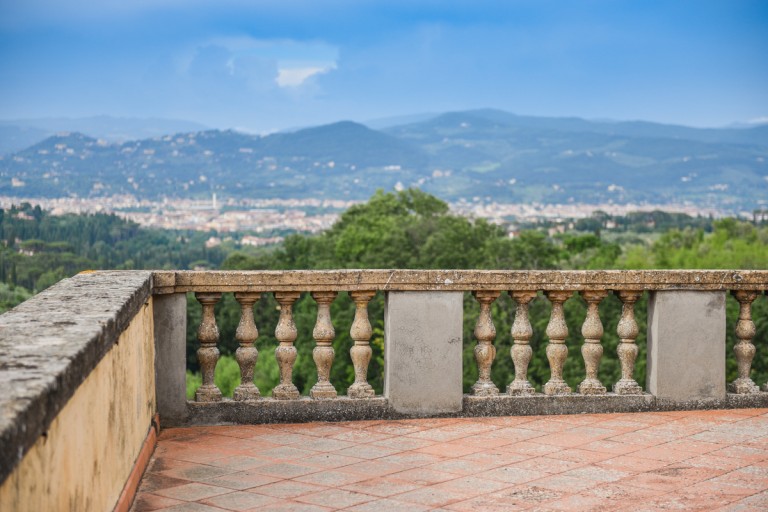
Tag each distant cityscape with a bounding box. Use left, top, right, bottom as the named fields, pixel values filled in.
left=0, top=193, right=733, bottom=245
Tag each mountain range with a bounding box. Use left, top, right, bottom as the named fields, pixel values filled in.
left=0, top=109, right=765, bottom=208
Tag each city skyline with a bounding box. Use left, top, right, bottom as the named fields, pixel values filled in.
left=1, top=1, right=767, bottom=133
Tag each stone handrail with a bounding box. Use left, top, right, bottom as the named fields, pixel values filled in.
left=152, top=269, right=768, bottom=427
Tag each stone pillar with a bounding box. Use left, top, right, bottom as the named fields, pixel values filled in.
left=233, top=292, right=260, bottom=401
left=195, top=292, right=222, bottom=402
left=153, top=293, right=188, bottom=424
left=647, top=291, right=726, bottom=401
left=471, top=290, right=500, bottom=396
left=384, top=291, right=463, bottom=415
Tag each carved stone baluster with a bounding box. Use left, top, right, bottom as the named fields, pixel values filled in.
left=543, top=290, right=572, bottom=395
left=233, top=292, right=260, bottom=401
left=613, top=290, right=643, bottom=395
left=471, top=291, right=501, bottom=396
left=348, top=291, right=376, bottom=398
left=508, top=291, right=537, bottom=396
left=273, top=292, right=301, bottom=400
left=195, top=292, right=222, bottom=402
left=579, top=290, right=608, bottom=395
left=310, top=291, right=338, bottom=399
left=729, top=290, right=760, bottom=394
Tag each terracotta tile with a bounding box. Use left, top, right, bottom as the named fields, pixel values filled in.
left=336, top=459, right=410, bottom=477
left=655, top=438, right=726, bottom=455
left=480, top=465, right=547, bottom=484
left=486, top=426, right=546, bottom=442
left=147, top=456, right=199, bottom=473
left=711, top=444, right=768, bottom=463
left=248, top=480, right=326, bottom=499
left=295, top=488, right=374, bottom=508
left=256, top=446, right=320, bottom=461
left=619, top=472, right=688, bottom=492
left=431, top=475, right=513, bottom=496
left=151, top=503, right=231, bottom=512
left=686, top=454, right=749, bottom=471
left=138, top=473, right=192, bottom=494
left=159, top=465, right=239, bottom=482
left=376, top=451, right=445, bottom=468
left=414, top=441, right=482, bottom=457
left=344, top=497, right=431, bottom=512
left=370, top=436, right=434, bottom=450
left=561, top=466, right=631, bottom=483
left=131, top=492, right=184, bottom=511
left=390, top=486, right=467, bottom=507
left=509, top=456, right=587, bottom=474
left=631, top=445, right=696, bottom=463
left=387, top=467, right=458, bottom=485
left=532, top=432, right=596, bottom=448
left=501, top=441, right=573, bottom=457
left=596, top=454, right=671, bottom=473
left=202, top=490, right=279, bottom=511
left=341, top=477, right=422, bottom=498
left=201, top=471, right=280, bottom=491
left=579, top=439, right=646, bottom=456
left=294, top=470, right=370, bottom=487
left=249, top=462, right=319, bottom=479
left=326, top=429, right=391, bottom=443
left=334, top=444, right=401, bottom=460
left=297, top=453, right=363, bottom=469
left=247, top=503, right=331, bottom=512
left=424, top=456, right=511, bottom=475
left=526, top=473, right=598, bottom=493
left=552, top=448, right=616, bottom=463
left=153, top=482, right=233, bottom=501
left=490, top=483, right=564, bottom=506
left=207, top=455, right=267, bottom=471
left=545, top=492, right=611, bottom=511
left=461, top=448, right=529, bottom=467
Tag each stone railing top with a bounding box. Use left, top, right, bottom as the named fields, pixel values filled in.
left=152, top=269, right=768, bottom=294
left=0, top=271, right=152, bottom=485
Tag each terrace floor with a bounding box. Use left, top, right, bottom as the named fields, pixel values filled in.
left=132, top=408, right=768, bottom=512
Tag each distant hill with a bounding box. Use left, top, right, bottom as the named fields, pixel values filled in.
left=0, top=110, right=765, bottom=208
left=0, top=116, right=209, bottom=154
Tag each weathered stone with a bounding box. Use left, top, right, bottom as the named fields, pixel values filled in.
left=233, top=292, right=260, bottom=401
left=153, top=269, right=768, bottom=294
left=579, top=290, right=608, bottom=395
left=471, top=290, right=501, bottom=396
left=384, top=291, right=463, bottom=415
left=347, top=291, right=376, bottom=399
left=647, top=291, right=726, bottom=402
left=273, top=292, right=301, bottom=400
left=195, top=292, right=222, bottom=402
left=310, top=291, right=338, bottom=399
left=729, top=290, right=760, bottom=394
left=508, top=291, right=537, bottom=396
left=154, top=293, right=188, bottom=422
left=0, top=271, right=152, bottom=485
left=543, top=290, right=572, bottom=395
left=613, top=290, right=643, bottom=395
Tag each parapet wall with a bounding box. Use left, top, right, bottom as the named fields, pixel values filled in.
left=0, top=271, right=154, bottom=511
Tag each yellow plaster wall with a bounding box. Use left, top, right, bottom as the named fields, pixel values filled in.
left=0, top=299, right=156, bottom=512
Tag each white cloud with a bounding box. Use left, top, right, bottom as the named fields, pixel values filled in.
left=276, top=64, right=336, bottom=87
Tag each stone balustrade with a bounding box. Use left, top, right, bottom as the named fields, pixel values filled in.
left=150, top=269, right=768, bottom=425
left=2, top=269, right=768, bottom=510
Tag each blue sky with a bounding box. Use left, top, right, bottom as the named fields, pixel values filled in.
left=1, top=0, right=766, bottom=132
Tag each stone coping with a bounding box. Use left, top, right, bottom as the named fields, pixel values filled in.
left=153, top=269, right=768, bottom=294
left=0, top=271, right=152, bottom=485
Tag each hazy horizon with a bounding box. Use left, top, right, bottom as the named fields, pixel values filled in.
left=1, top=1, right=767, bottom=133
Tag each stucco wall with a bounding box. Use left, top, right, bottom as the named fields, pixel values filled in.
left=0, top=299, right=156, bottom=512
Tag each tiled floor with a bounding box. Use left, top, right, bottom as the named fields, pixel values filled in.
left=132, top=408, right=768, bottom=511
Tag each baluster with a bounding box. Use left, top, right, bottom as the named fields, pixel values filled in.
left=273, top=292, right=301, bottom=400
left=729, top=290, right=760, bottom=394
left=508, top=291, right=537, bottom=396
left=543, top=290, right=572, bottom=395
left=579, top=290, right=608, bottom=395
left=471, top=291, right=501, bottom=396
left=310, top=291, right=338, bottom=399
left=348, top=291, right=376, bottom=398
left=613, top=290, right=643, bottom=394
left=195, top=292, right=222, bottom=402
left=233, top=292, right=260, bottom=401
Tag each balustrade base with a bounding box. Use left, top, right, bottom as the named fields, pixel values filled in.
left=195, top=386, right=222, bottom=402
left=471, top=382, right=500, bottom=396
left=507, top=381, right=535, bottom=396
left=613, top=379, right=643, bottom=395
left=233, top=385, right=261, bottom=401
left=347, top=383, right=375, bottom=399
left=543, top=381, right=572, bottom=395
left=170, top=391, right=768, bottom=427
left=272, top=384, right=300, bottom=400
left=729, top=378, right=760, bottom=394
left=578, top=379, right=607, bottom=395
left=310, top=383, right=338, bottom=400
